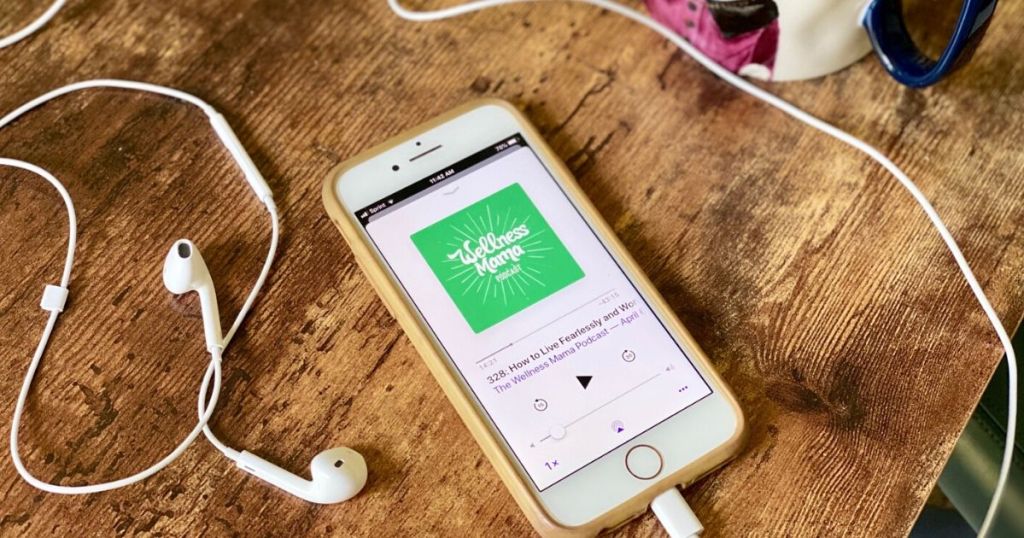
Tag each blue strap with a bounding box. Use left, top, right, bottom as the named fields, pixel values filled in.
left=862, top=0, right=998, bottom=88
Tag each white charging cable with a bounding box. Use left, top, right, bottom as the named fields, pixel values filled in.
left=651, top=487, right=703, bottom=538
left=0, top=0, right=66, bottom=49
left=387, top=1, right=1017, bottom=536
left=1, top=80, right=276, bottom=493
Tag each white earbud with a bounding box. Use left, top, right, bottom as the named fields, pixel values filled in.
left=6, top=81, right=369, bottom=506
left=235, top=447, right=368, bottom=504
left=162, top=239, right=224, bottom=352
left=165, top=238, right=367, bottom=503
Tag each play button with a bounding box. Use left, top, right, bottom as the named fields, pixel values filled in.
left=576, top=376, right=592, bottom=389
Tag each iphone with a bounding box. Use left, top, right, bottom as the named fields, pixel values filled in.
left=322, top=99, right=745, bottom=536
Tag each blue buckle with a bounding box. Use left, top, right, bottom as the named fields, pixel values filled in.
left=862, top=0, right=998, bottom=87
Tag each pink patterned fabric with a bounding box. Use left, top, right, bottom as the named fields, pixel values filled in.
left=646, top=0, right=779, bottom=76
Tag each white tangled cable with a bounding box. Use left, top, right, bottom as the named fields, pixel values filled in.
left=0, top=0, right=66, bottom=49
left=2, top=80, right=277, bottom=493
left=386, top=1, right=1016, bottom=536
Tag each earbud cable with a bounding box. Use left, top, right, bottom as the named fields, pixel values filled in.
left=0, top=0, right=66, bottom=49
left=2, top=81, right=274, bottom=493
left=386, top=1, right=1016, bottom=536
left=0, top=157, right=223, bottom=493
left=196, top=199, right=280, bottom=462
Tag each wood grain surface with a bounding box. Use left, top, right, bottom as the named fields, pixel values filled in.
left=2, top=1, right=1023, bottom=536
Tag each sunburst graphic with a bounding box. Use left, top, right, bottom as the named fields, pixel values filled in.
left=411, top=183, right=584, bottom=333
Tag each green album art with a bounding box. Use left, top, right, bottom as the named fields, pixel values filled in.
left=411, top=183, right=584, bottom=333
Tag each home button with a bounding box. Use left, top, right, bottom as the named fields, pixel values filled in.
left=625, top=444, right=663, bottom=480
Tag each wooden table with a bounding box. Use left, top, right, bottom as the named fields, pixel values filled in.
left=2, top=1, right=1023, bottom=536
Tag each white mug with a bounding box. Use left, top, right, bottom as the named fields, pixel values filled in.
left=646, top=0, right=998, bottom=87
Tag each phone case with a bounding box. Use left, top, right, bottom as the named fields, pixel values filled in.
left=321, top=99, right=747, bottom=537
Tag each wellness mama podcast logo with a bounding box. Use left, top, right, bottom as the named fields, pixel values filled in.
left=411, top=183, right=584, bottom=333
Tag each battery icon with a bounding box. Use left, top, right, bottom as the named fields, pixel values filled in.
left=507, top=138, right=518, bottom=146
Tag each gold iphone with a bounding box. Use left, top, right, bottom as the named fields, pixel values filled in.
left=322, top=99, right=745, bottom=536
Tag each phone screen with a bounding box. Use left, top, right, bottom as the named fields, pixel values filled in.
left=355, top=134, right=712, bottom=490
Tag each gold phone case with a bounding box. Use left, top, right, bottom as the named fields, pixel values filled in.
left=321, top=99, right=746, bottom=537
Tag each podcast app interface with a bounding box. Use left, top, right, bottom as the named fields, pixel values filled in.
left=357, top=134, right=712, bottom=490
